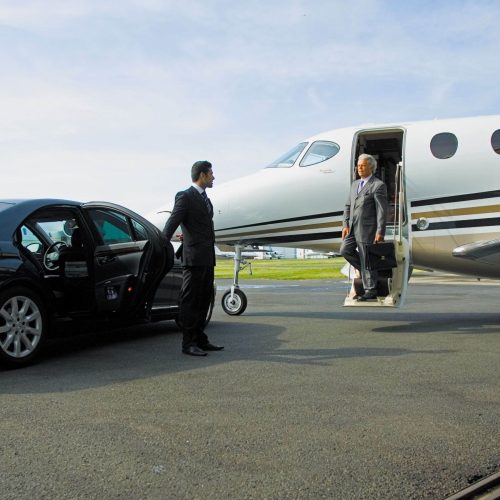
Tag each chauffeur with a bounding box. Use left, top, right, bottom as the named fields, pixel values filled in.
left=340, top=154, right=388, bottom=301
left=163, top=161, right=224, bottom=356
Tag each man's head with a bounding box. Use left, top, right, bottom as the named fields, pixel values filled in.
left=191, top=160, right=215, bottom=189
left=357, top=154, right=377, bottom=178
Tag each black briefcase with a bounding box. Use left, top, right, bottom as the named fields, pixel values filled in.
left=365, top=242, right=397, bottom=271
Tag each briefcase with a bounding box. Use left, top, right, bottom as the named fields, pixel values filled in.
left=365, top=242, right=397, bottom=271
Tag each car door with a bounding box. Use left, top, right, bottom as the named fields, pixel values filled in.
left=19, top=206, right=95, bottom=314
left=84, top=206, right=168, bottom=315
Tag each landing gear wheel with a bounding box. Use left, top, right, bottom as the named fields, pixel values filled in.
left=0, top=286, right=47, bottom=368
left=221, top=288, right=247, bottom=316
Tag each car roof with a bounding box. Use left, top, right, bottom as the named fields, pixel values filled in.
left=0, top=199, right=81, bottom=240
left=0, top=198, right=158, bottom=242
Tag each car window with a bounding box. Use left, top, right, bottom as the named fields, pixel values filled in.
left=23, top=210, right=80, bottom=247
left=20, top=226, right=43, bottom=254
left=87, top=209, right=134, bottom=245
left=131, top=219, right=149, bottom=241
left=35, top=218, right=77, bottom=246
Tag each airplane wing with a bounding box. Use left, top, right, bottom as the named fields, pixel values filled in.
left=453, top=238, right=500, bottom=266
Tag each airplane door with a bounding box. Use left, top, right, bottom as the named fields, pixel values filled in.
left=344, top=128, right=411, bottom=307
left=383, top=160, right=411, bottom=307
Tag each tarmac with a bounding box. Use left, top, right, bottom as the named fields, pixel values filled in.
left=0, top=273, right=499, bottom=499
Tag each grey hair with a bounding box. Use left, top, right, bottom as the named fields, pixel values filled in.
left=358, top=153, right=377, bottom=173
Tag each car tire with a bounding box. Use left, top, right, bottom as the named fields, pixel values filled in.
left=0, top=286, right=47, bottom=368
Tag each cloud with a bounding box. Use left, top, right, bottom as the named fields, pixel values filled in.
left=1, top=0, right=500, bottom=215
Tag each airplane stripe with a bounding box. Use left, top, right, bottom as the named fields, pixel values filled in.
left=215, top=211, right=343, bottom=232
left=411, top=204, right=500, bottom=220
left=412, top=217, right=500, bottom=232
left=216, top=220, right=343, bottom=238
left=411, top=190, right=500, bottom=207
left=216, top=230, right=343, bottom=245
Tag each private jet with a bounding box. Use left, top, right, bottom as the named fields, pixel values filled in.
left=149, top=114, right=500, bottom=314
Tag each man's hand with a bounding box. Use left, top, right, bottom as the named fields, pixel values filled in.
left=374, top=232, right=384, bottom=243
left=342, top=227, right=349, bottom=240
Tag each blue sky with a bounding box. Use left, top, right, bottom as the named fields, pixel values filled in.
left=1, top=0, right=499, bottom=215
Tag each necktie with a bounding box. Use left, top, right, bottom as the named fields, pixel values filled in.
left=358, top=180, right=365, bottom=193
left=201, top=190, right=211, bottom=212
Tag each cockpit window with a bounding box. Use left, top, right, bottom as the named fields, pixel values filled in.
left=266, top=142, right=308, bottom=168
left=300, top=141, right=340, bottom=167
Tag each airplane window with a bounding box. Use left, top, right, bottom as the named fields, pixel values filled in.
left=300, top=141, right=340, bottom=167
left=491, top=129, right=500, bottom=154
left=430, top=132, right=458, bottom=159
left=266, top=142, right=308, bottom=168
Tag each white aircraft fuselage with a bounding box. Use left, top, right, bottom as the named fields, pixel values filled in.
left=149, top=114, right=500, bottom=311
left=209, top=114, right=500, bottom=279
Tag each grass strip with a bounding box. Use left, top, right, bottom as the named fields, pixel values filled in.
left=214, top=257, right=347, bottom=280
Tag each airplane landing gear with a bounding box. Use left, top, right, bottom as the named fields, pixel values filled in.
left=221, top=287, right=247, bottom=315
left=221, top=244, right=248, bottom=315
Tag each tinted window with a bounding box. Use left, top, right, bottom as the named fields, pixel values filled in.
left=491, top=129, right=500, bottom=154
left=88, top=209, right=134, bottom=244
left=430, top=132, right=458, bottom=159
left=300, top=141, right=340, bottom=167
left=131, top=219, right=149, bottom=240
left=20, top=226, right=43, bottom=253
left=266, top=142, right=308, bottom=168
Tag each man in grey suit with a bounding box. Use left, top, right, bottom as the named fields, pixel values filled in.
left=163, top=161, right=223, bottom=356
left=340, top=154, right=388, bottom=301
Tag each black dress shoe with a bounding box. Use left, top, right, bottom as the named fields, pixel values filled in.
left=199, top=343, right=224, bottom=351
left=182, top=346, right=207, bottom=356
left=357, top=292, right=378, bottom=301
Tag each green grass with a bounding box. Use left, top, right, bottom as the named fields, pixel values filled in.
left=214, top=257, right=347, bottom=280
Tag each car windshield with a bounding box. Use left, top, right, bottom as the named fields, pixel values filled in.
left=34, top=218, right=78, bottom=246
left=266, top=142, right=308, bottom=168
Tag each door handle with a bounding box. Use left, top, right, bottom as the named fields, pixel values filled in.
left=97, top=255, right=116, bottom=265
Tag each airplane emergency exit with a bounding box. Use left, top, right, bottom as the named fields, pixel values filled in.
left=149, top=114, right=500, bottom=315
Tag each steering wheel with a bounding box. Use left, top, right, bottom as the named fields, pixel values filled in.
left=43, top=241, right=68, bottom=271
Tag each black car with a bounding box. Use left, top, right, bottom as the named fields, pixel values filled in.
left=0, top=199, right=214, bottom=368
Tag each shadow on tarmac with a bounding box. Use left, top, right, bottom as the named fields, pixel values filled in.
left=0, top=317, right=448, bottom=394
left=245, top=310, right=500, bottom=335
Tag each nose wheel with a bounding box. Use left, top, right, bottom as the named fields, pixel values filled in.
left=221, top=287, right=247, bottom=315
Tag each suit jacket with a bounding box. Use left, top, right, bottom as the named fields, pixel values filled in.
left=162, top=186, right=216, bottom=267
left=342, top=176, right=388, bottom=243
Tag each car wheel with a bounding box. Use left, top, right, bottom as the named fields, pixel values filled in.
left=0, top=286, right=47, bottom=368
left=221, top=288, right=247, bottom=316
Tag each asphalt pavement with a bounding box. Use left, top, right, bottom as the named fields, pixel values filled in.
left=0, top=274, right=499, bottom=499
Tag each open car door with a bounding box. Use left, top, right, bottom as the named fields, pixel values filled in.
left=344, top=127, right=411, bottom=307
left=84, top=206, right=168, bottom=315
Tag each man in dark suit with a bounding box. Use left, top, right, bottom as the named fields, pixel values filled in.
left=340, top=154, right=388, bottom=301
left=163, top=161, right=223, bottom=356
